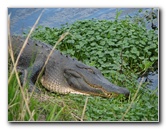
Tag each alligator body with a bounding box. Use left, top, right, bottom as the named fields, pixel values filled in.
left=9, top=36, right=129, bottom=98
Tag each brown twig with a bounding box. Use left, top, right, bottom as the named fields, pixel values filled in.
left=8, top=9, right=45, bottom=121
left=29, top=32, right=69, bottom=99
left=81, top=97, right=89, bottom=121
left=71, top=112, right=82, bottom=121
left=8, top=9, right=45, bottom=84
left=120, top=77, right=145, bottom=121
left=119, top=49, right=123, bottom=74
left=35, top=32, right=69, bottom=85
left=8, top=14, right=34, bottom=121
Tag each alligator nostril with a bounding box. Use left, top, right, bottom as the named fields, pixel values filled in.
left=126, top=92, right=129, bottom=97
left=124, top=90, right=130, bottom=99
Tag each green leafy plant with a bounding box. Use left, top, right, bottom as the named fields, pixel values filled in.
left=9, top=9, right=158, bottom=121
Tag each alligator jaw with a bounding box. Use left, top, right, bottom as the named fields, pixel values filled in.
left=84, top=79, right=130, bottom=98
left=64, top=68, right=130, bottom=98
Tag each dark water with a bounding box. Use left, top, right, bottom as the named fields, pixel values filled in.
left=8, top=8, right=158, bottom=90
left=8, top=8, right=150, bottom=34
left=147, top=72, right=158, bottom=90
left=138, top=72, right=158, bottom=91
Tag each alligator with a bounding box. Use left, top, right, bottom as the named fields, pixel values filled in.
left=9, top=35, right=130, bottom=98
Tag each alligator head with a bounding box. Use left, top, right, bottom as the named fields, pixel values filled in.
left=63, top=61, right=130, bottom=98
left=41, top=51, right=130, bottom=98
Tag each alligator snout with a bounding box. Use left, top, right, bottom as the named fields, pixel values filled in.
left=120, top=87, right=130, bottom=97
left=95, top=76, right=130, bottom=98
left=122, top=87, right=130, bottom=98
left=104, top=85, right=130, bottom=98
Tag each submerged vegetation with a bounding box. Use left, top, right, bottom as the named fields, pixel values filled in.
left=8, top=9, right=158, bottom=121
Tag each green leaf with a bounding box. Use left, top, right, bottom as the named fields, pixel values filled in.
left=96, top=35, right=102, bottom=40
left=67, top=40, right=75, bottom=44
left=87, top=30, right=94, bottom=35
left=143, top=61, right=153, bottom=71
left=90, top=42, right=96, bottom=46
left=100, top=41, right=106, bottom=46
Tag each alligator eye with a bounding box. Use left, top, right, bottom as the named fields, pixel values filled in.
left=87, top=68, right=95, bottom=74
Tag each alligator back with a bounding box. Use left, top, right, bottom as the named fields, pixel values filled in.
left=10, top=36, right=52, bottom=69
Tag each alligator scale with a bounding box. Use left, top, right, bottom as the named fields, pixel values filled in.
left=9, top=36, right=130, bottom=98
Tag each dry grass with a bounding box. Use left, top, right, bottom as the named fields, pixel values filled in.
left=35, top=32, right=69, bottom=86
left=120, top=77, right=145, bottom=120
left=8, top=9, right=44, bottom=121
left=81, top=97, right=89, bottom=121
left=8, top=10, right=71, bottom=121
left=8, top=9, right=45, bottom=84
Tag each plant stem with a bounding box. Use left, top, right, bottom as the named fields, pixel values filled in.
left=120, top=77, right=145, bottom=121
left=81, top=97, right=89, bottom=121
